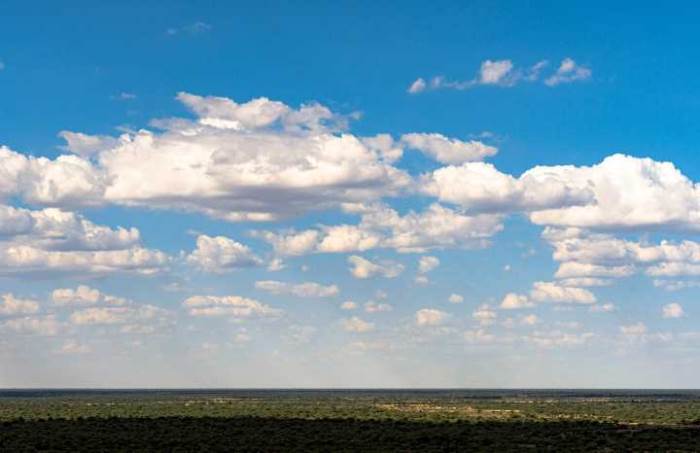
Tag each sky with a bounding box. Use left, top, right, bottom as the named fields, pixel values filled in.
left=3, top=1, right=700, bottom=388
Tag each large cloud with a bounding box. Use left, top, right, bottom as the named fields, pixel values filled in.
left=0, top=93, right=410, bottom=222
left=0, top=204, right=167, bottom=276
left=423, top=154, right=700, bottom=232
left=258, top=203, right=504, bottom=256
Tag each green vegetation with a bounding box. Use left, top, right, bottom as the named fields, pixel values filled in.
left=1, top=390, right=700, bottom=451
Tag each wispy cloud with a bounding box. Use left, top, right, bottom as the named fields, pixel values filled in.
left=166, top=21, right=212, bottom=36
left=408, top=57, right=590, bottom=93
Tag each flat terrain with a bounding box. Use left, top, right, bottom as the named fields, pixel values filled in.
left=1, top=389, right=700, bottom=451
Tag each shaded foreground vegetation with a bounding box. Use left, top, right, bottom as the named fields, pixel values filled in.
left=3, top=416, right=700, bottom=452
left=2, top=390, right=700, bottom=451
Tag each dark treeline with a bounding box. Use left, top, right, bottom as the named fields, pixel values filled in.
left=2, top=416, right=700, bottom=452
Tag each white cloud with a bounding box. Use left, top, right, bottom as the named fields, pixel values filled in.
left=2, top=92, right=411, bottom=223
left=166, top=21, right=212, bottom=36
left=448, top=293, right=463, bottom=304
left=589, top=303, right=616, bottom=313
left=662, top=302, right=684, bottom=319
left=407, top=77, right=427, bottom=94
left=254, top=280, right=339, bottom=298
left=52, top=285, right=101, bottom=306
left=417, top=256, right=440, bottom=273
left=186, top=234, right=261, bottom=273
left=51, top=285, right=127, bottom=307
left=620, top=322, right=647, bottom=336
left=260, top=203, right=503, bottom=256
left=58, top=131, right=119, bottom=157
left=653, top=280, right=700, bottom=291
left=364, top=301, right=393, bottom=313
left=58, top=340, right=91, bottom=354
left=2, top=315, right=61, bottom=336
left=0, top=294, right=40, bottom=316
left=472, top=304, right=497, bottom=325
left=478, top=59, right=515, bottom=85
left=0, top=203, right=168, bottom=276
left=463, top=328, right=498, bottom=344
left=183, top=295, right=282, bottom=318
left=415, top=308, right=448, bottom=326
left=520, top=314, right=539, bottom=326
left=401, top=133, right=497, bottom=164
left=525, top=330, right=594, bottom=348
left=544, top=58, right=591, bottom=86
left=70, top=304, right=167, bottom=326
left=529, top=281, right=596, bottom=304
left=340, top=301, right=357, bottom=310
left=342, top=316, right=374, bottom=333
left=422, top=161, right=593, bottom=213
left=410, top=58, right=583, bottom=93
left=499, top=292, right=533, bottom=309
left=348, top=255, right=404, bottom=279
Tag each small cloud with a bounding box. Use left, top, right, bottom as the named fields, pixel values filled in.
left=415, top=308, right=448, bottom=326
left=340, top=301, right=357, bottom=310
left=589, top=303, right=616, bottom=313
left=407, top=77, right=427, bottom=94
left=342, top=316, right=374, bottom=333
left=662, top=302, right=684, bottom=319
left=620, top=322, right=647, bottom=336
left=544, top=58, right=591, bottom=86
left=500, top=292, right=532, bottom=310
left=57, top=340, right=91, bottom=355
left=448, top=293, right=463, bottom=304
left=112, top=92, right=137, bottom=101
left=364, top=301, right=393, bottom=313
left=167, top=21, right=212, bottom=36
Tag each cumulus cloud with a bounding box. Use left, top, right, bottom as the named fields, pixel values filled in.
left=422, top=161, right=593, bottom=213
left=620, top=322, right=647, bottom=336
left=342, top=316, right=374, bottom=333
left=529, top=281, right=596, bottom=304
left=589, top=303, right=616, bottom=313
left=525, top=330, right=594, bottom=348
left=70, top=304, right=167, bottom=326
left=260, top=203, right=503, bottom=256
left=662, top=302, right=684, bottom=319
left=348, top=255, right=404, bottom=279
left=2, top=315, right=61, bottom=336
left=472, top=304, right=497, bottom=325
left=1, top=92, right=411, bottom=223
left=187, top=234, right=261, bottom=273
left=401, top=133, right=497, bottom=164
left=448, top=293, right=463, bottom=304
left=364, top=301, right=393, bottom=313
left=52, top=285, right=126, bottom=307
left=544, top=58, right=591, bottom=86
left=182, top=295, right=282, bottom=318
left=500, top=292, right=533, bottom=310
left=254, top=280, right=339, bottom=298
left=415, top=308, right=448, bottom=326
left=340, top=301, right=357, bottom=310
left=58, top=131, right=119, bottom=157
left=0, top=294, right=40, bottom=316
left=0, top=203, right=168, bottom=276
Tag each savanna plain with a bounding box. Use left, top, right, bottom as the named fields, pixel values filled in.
left=1, top=389, right=700, bottom=451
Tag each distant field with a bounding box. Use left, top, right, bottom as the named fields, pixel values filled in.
left=2, top=390, right=700, bottom=451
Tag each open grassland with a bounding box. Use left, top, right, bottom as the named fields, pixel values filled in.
left=1, top=390, right=700, bottom=451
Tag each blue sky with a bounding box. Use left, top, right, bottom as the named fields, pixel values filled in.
left=3, top=1, right=700, bottom=387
